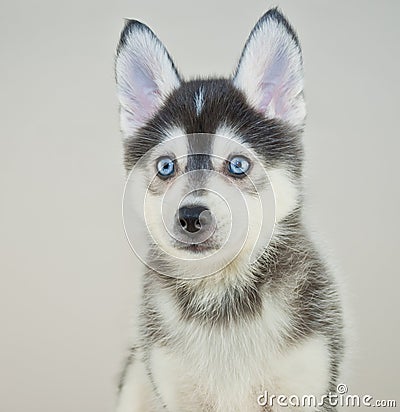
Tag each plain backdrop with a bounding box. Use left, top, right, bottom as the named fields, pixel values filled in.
left=1, top=1, right=399, bottom=411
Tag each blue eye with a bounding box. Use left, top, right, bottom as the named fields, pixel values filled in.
left=228, top=156, right=250, bottom=176
left=157, top=157, right=175, bottom=178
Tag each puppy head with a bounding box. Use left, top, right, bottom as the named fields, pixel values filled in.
left=116, top=9, right=305, bottom=279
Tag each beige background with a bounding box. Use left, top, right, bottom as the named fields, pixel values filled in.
left=1, top=1, right=399, bottom=411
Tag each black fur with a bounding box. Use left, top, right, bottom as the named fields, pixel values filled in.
left=124, top=79, right=303, bottom=178
left=116, top=8, right=344, bottom=411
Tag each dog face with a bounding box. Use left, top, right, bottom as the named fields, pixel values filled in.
left=116, top=9, right=305, bottom=278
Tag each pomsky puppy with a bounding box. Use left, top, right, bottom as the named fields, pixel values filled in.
left=114, top=8, right=344, bottom=412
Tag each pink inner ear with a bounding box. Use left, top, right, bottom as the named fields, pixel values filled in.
left=255, top=46, right=295, bottom=118
left=257, top=51, right=292, bottom=118
left=233, top=16, right=304, bottom=126
left=129, top=63, right=161, bottom=124
left=258, top=82, right=276, bottom=113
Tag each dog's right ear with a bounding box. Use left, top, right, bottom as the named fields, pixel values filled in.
left=115, top=21, right=181, bottom=139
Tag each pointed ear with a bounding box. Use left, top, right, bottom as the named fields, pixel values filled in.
left=115, top=20, right=181, bottom=138
left=233, top=9, right=305, bottom=128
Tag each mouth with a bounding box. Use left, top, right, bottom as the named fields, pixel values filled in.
left=175, top=241, right=217, bottom=254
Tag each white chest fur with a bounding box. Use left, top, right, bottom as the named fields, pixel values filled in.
left=149, top=288, right=330, bottom=412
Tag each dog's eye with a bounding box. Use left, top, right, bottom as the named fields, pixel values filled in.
left=157, top=157, right=175, bottom=178
left=228, top=156, right=250, bottom=176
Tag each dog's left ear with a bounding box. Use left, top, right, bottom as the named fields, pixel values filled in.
left=233, top=9, right=305, bottom=128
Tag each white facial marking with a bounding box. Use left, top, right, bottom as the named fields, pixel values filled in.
left=124, top=124, right=298, bottom=279
left=194, top=86, right=205, bottom=116
left=216, top=125, right=299, bottom=223
left=267, top=168, right=299, bottom=222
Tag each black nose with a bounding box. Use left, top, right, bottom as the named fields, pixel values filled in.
left=178, top=205, right=209, bottom=233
